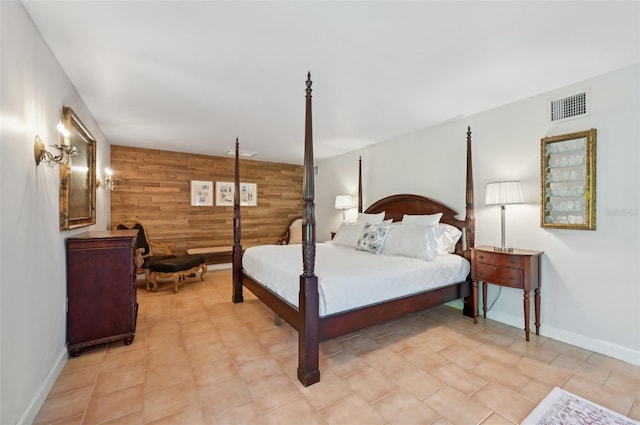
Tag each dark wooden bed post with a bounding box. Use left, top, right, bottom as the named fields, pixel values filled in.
left=464, top=126, right=476, bottom=318
left=232, top=138, right=243, bottom=303
left=298, top=72, right=320, bottom=386
left=358, top=156, right=363, bottom=213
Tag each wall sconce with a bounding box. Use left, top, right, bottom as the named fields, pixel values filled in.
left=34, top=122, right=77, bottom=167
left=335, top=194, right=354, bottom=221
left=97, top=168, right=115, bottom=191
left=485, top=181, right=523, bottom=252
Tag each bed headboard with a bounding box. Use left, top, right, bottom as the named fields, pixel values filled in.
left=365, top=194, right=470, bottom=256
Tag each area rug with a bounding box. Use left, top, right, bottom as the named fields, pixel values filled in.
left=522, top=386, right=639, bottom=425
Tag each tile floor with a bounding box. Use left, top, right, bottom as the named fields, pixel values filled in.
left=34, top=269, right=640, bottom=424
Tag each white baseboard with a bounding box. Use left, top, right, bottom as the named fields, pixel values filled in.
left=17, top=348, right=67, bottom=425
left=487, top=310, right=640, bottom=367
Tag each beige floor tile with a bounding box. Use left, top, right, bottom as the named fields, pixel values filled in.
left=33, top=271, right=640, bottom=425
left=430, top=362, right=487, bottom=395
left=319, top=393, right=386, bottom=425
left=515, top=357, right=572, bottom=387
left=298, top=369, right=353, bottom=410
left=94, top=362, right=145, bottom=395
left=198, top=377, right=253, bottom=417
left=323, top=350, right=369, bottom=379
left=101, top=410, right=143, bottom=425
left=479, top=412, right=517, bottom=425
left=144, top=360, right=194, bottom=393
left=204, top=401, right=265, bottom=425
left=33, top=387, right=93, bottom=425
left=439, top=343, right=485, bottom=369
left=47, top=366, right=99, bottom=397
left=267, top=339, right=298, bottom=362
left=400, top=345, right=448, bottom=371
left=236, top=355, right=284, bottom=383
left=542, top=338, right=592, bottom=361
left=472, top=360, right=530, bottom=391
left=471, top=381, right=536, bottom=424
left=563, top=375, right=636, bottom=416
left=143, top=381, right=199, bottom=424
left=263, top=397, right=327, bottom=425
left=629, top=399, right=640, bottom=422
left=83, top=384, right=143, bottom=425
left=389, top=367, right=446, bottom=400
left=605, top=370, right=640, bottom=399
left=360, top=347, right=407, bottom=376
left=586, top=352, right=640, bottom=378
left=424, top=386, right=491, bottom=425
left=145, top=406, right=205, bottom=425
left=516, top=379, right=553, bottom=404
left=550, top=353, right=610, bottom=384
left=374, top=388, right=439, bottom=425
left=191, top=355, right=238, bottom=387
left=345, top=367, right=399, bottom=403
left=102, top=346, right=146, bottom=372
left=247, top=373, right=303, bottom=412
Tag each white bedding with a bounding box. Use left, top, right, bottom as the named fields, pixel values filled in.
left=242, top=242, right=470, bottom=317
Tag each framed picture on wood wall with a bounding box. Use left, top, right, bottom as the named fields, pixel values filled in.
left=215, top=181, right=258, bottom=206
left=191, top=180, right=213, bottom=206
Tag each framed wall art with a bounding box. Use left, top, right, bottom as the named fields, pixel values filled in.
left=191, top=180, right=213, bottom=206
left=540, top=129, right=596, bottom=230
left=215, top=181, right=257, bottom=206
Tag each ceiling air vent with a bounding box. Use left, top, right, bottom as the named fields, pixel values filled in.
left=550, top=92, right=588, bottom=122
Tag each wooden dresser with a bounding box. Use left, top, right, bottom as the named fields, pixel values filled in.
left=66, top=230, right=138, bottom=356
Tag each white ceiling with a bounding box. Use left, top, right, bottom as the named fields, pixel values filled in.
left=22, top=1, right=639, bottom=164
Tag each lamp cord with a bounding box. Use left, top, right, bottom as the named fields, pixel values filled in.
left=486, top=286, right=502, bottom=313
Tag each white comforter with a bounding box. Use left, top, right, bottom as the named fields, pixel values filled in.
left=242, top=243, right=470, bottom=317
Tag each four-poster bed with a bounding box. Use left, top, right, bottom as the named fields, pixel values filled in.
left=232, top=73, right=477, bottom=386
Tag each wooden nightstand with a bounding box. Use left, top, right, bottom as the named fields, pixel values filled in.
left=471, top=246, right=544, bottom=341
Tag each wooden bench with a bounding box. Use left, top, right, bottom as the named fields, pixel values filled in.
left=186, top=246, right=233, bottom=265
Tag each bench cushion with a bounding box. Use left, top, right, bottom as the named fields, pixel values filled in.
left=141, top=255, right=176, bottom=269
left=149, top=254, right=205, bottom=273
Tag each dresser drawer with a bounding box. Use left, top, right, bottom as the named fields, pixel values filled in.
left=474, top=263, right=523, bottom=288
left=474, top=250, right=523, bottom=268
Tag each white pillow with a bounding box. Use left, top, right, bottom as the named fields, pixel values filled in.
left=356, top=211, right=385, bottom=224
left=288, top=219, right=302, bottom=244
left=381, top=224, right=438, bottom=261
left=331, top=222, right=365, bottom=247
left=434, top=224, right=462, bottom=254
left=356, top=222, right=390, bottom=254
left=401, top=213, right=443, bottom=226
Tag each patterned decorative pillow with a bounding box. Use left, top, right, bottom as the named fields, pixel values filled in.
left=356, top=223, right=390, bottom=254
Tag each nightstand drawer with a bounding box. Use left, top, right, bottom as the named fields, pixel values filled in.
left=474, top=263, right=523, bottom=288
left=474, top=250, right=523, bottom=268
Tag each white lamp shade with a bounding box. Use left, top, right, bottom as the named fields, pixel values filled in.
left=334, top=195, right=354, bottom=209
left=485, top=181, right=523, bottom=205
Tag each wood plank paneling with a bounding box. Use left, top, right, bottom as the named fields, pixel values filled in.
left=111, top=146, right=303, bottom=254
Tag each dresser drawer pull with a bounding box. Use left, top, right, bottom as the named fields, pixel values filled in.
left=510, top=259, right=517, bottom=264
left=479, top=255, right=485, bottom=260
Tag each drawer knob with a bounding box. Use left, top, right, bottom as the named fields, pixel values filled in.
left=510, top=259, right=516, bottom=264
left=479, top=255, right=485, bottom=260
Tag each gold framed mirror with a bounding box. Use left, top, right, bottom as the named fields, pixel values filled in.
left=59, top=106, right=96, bottom=230
left=540, top=129, right=596, bottom=230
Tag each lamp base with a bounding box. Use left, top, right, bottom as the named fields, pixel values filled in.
left=493, top=246, right=514, bottom=252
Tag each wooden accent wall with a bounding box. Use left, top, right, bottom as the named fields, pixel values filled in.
left=111, top=146, right=303, bottom=254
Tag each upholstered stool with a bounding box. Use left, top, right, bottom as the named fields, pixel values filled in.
left=148, top=254, right=207, bottom=293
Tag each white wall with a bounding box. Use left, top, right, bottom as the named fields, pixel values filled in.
left=317, top=64, right=640, bottom=366
left=0, top=2, right=111, bottom=423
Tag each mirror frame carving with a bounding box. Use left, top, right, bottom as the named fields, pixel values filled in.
left=59, top=106, right=97, bottom=230
left=540, top=129, right=597, bottom=230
